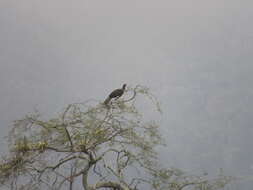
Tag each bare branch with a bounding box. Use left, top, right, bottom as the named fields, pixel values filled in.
left=94, top=181, right=130, bottom=190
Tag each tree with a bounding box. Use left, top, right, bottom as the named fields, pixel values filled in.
left=0, top=85, right=233, bottom=190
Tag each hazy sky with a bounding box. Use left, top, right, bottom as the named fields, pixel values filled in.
left=1, top=0, right=253, bottom=189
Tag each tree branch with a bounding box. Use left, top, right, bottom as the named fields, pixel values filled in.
left=94, top=181, right=130, bottom=190
left=62, top=105, right=74, bottom=150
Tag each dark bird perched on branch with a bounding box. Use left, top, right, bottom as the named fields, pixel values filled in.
left=104, top=84, right=127, bottom=105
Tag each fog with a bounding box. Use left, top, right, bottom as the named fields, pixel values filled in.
left=1, top=0, right=253, bottom=189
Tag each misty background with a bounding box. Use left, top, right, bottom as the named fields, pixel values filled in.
left=0, top=0, right=253, bottom=189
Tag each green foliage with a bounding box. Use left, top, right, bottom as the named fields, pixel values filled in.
left=0, top=85, right=233, bottom=190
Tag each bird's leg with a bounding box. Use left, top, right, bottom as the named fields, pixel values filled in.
left=114, top=96, right=120, bottom=100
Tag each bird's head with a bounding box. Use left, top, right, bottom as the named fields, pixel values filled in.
left=122, top=84, right=127, bottom=90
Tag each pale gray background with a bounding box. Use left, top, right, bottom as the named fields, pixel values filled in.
left=1, top=0, right=253, bottom=189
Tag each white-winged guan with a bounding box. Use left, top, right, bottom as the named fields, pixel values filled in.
left=104, top=84, right=126, bottom=105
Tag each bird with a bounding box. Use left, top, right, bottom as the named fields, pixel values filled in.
left=104, top=84, right=127, bottom=105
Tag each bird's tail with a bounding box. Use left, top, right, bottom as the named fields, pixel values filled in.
left=104, top=97, right=111, bottom=105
